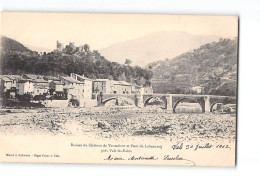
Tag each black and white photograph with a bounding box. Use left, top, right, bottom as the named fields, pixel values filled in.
left=0, top=12, right=238, bottom=167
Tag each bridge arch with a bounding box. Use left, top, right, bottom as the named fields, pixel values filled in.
left=210, top=102, right=224, bottom=112
left=144, top=96, right=167, bottom=109
left=102, top=97, right=135, bottom=106
left=172, top=97, right=204, bottom=113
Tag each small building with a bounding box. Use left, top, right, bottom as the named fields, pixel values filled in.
left=70, top=73, right=93, bottom=100
left=49, top=81, right=64, bottom=95
left=93, top=79, right=111, bottom=94
left=16, top=80, right=34, bottom=95
left=93, top=79, right=133, bottom=94
left=60, top=76, right=86, bottom=102
left=131, top=84, right=142, bottom=94
left=142, top=86, right=153, bottom=94
left=33, top=85, right=48, bottom=96
left=111, top=81, right=132, bottom=94
left=1, top=75, right=22, bottom=98
left=191, top=86, right=205, bottom=94
left=4, top=75, right=22, bottom=89
left=0, top=76, right=12, bottom=92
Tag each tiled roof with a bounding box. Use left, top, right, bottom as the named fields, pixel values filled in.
left=17, top=80, right=32, bottom=83
left=5, top=75, right=22, bottom=80
left=72, top=74, right=92, bottom=81
left=24, top=74, right=41, bottom=79
left=61, top=77, right=83, bottom=84
left=34, top=79, right=48, bottom=83
left=111, top=80, right=131, bottom=86
left=94, top=79, right=110, bottom=82
left=1, top=76, right=12, bottom=82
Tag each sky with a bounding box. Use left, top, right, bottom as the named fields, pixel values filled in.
left=1, top=12, right=238, bottom=51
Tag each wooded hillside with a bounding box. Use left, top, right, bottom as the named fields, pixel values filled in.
left=149, top=38, right=238, bottom=96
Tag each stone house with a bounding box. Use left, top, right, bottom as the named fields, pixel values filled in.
left=16, top=80, right=34, bottom=95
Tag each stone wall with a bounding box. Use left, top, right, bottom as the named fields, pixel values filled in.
left=43, top=100, right=69, bottom=108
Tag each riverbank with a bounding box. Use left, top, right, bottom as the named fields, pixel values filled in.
left=0, top=107, right=236, bottom=142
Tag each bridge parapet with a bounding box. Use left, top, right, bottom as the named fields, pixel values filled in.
left=143, top=94, right=236, bottom=113
left=97, top=93, right=236, bottom=113
left=99, top=93, right=137, bottom=106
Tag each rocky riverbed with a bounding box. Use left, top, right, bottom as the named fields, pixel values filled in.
left=0, top=107, right=236, bottom=142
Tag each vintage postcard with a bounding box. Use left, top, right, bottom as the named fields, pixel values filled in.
left=0, top=12, right=238, bottom=166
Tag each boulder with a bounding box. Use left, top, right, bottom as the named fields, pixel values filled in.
left=98, top=121, right=111, bottom=129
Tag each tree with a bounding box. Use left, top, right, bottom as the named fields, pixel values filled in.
left=118, top=73, right=126, bottom=81
left=1, top=40, right=154, bottom=91
left=135, top=76, right=146, bottom=86
left=65, top=42, right=75, bottom=54
left=125, top=59, right=132, bottom=66
left=83, top=44, right=90, bottom=52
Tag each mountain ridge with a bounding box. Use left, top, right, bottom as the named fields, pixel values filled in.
left=1, top=36, right=33, bottom=53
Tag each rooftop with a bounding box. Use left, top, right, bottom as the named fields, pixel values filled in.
left=43, top=76, right=60, bottom=80
left=1, top=76, right=12, bottom=82
left=111, top=80, right=131, bottom=86
left=17, top=80, right=33, bottom=83
left=34, top=79, right=48, bottom=83
left=24, top=74, right=42, bottom=80
left=61, top=77, right=83, bottom=84
left=71, top=73, right=92, bottom=81
left=94, top=79, right=110, bottom=82
left=4, top=75, right=22, bottom=80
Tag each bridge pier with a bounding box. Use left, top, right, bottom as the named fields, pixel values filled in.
left=166, top=94, right=173, bottom=111
left=97, top=93, right=103, bottom=106
left=136, top=94, right=144, bottom=108
left=204, top=96, right=211, bottom=113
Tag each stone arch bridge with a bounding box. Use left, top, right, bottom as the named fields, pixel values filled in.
left=98, top=93, right=236, bottom=113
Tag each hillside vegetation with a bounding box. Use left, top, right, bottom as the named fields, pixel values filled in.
left=149, top=38, right=238, bottom=96
left=0, top=37, right=153, bottom=86
left=1, top=36, right=32, bottom=53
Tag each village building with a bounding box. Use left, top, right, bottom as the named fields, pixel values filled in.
left=0, top=76, right=12, bottom=92
left=49, top=81, right=64, bottom=95
left=93, top=79, right=111, bottom=94
left=70, top=73, right=93, bottom=100
left=60, top=76, right=93, bottom=107
left=1, top=75, right=23, bottom=98
left=191, top=86, right=205, bottom=94
left=93, top=79, right=146, bottom=95
left=16, top=80, right=34, bottom=95
left=111, top=81, right=132, bottom=94
left=142, top=86, right=153, bottom=94
left=33, top=85, right=49, bottom=96
left=131, top=84, right=143, bottom=94
left=4, top=75, right=22, bottom=88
